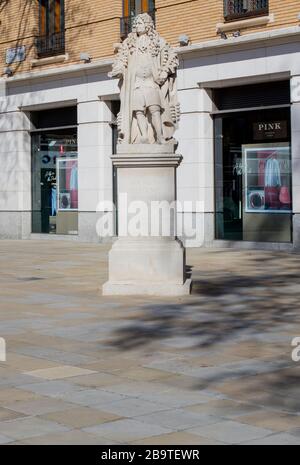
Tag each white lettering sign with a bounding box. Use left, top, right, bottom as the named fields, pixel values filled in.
left=6, top=46, right=26, bottom=65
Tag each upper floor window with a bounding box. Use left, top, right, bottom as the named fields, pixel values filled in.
left=121, top=0, right=155, bottom=39
left=224, top=0, right=269, bottom=22
left=36, top=0, right=65, bottom=58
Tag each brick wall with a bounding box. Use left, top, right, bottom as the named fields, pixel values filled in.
left=0, top=0, right=299, bottom=76
left=0, top=0, right=37, bottom=74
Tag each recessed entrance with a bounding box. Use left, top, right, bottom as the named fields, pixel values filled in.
left=31, top=107, right=78, bottom=236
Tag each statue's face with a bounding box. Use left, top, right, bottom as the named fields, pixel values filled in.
left=135, top=18, right=147, bottom=36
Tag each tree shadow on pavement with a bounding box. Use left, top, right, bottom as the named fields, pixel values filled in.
left=108, top=250, right=300, bottom=413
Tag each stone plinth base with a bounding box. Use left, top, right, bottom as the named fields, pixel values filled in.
left=103, top=237, right=191, bottom=296
left=102, top=146, right=192, bottom=296
left=103, top=279, right=192, bottom=296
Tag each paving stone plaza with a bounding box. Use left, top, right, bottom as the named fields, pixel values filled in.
left=0, top=241, right=299, bottom=445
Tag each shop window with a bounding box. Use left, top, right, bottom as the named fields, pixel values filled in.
left=224, top=0, right=269, bottom=22
left=214, top=107, right=292, bottom=243
left=31, top=108, right=78, bottom=236
left=121, top=0, right=155, bottom=38
left=36, top=0, right=65, bottom=58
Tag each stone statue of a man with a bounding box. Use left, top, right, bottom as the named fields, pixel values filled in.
left=109, top=13, right=180, bottom=145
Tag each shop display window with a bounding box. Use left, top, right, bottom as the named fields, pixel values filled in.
left=243, top=143, right=292, bottom=214
left=32, top=129, right=78, bottom=235
left=57, top=158, right=78, bottom=211
left=215, top=107, right=292, bottom=243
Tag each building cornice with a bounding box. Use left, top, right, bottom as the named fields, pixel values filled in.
left=176, top=25, right=300, bottom=58
left=1, top=25, right=300, bottom=85
left=1, top=58, right=114, bottom=85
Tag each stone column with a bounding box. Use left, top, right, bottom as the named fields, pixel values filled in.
left=77, top=100, right=114, bottom=242
left=291, top=76, right=300, bottom=249
left=102, top=144, right=192, bottom=296
left=176, top=87, right=215, bottom=248
left=0, top=110, right=31, bottom=239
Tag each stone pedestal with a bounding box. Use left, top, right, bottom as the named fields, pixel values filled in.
left=102, top=144, right=192, bottom=296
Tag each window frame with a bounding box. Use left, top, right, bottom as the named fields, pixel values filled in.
left=121, top=0, right=155, bottom=38
left=223, top=0, right=269, bottom=22
left=37, top=0, right=65, bottom=57
left=123, top=0, right=155, bottom=17
left=39, top=0, right=65, bottom=37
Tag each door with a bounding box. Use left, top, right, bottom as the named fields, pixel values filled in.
left=40, top=168, right=57, bottom=234
left=31, top=129, right=78, bottom=235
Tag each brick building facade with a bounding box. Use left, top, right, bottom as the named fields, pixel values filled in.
left=0, top=1, right=300, bottom=249
left=1, top=1, right=300, bottom=74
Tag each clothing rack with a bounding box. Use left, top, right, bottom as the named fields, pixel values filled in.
left=265, top=151, right=278, bottom=161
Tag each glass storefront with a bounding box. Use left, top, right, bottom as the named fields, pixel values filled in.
left=215, top=107, right=292, bottom=243
left=31, top=129, right=78, bottom=235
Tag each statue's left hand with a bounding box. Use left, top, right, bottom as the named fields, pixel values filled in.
left=156, top=70, right=168, bottom=86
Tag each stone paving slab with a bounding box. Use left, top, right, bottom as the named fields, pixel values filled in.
left=3, top=398, right=77, bottom=416
left=0, top=433, right=14, bottom=445
left=15, top=347, right=98, bottom=365
left=41, top=406, right=122, bottom=429
left=135, top=409, right=220, bottom=430
left=94, top=398, right=169, bottom=418
left=0, top=417, right=70, bottom=440
left=16, top=381, right=85, bottom=398
left=241, top=433, right=300, bottom=445
left=0, top=407, right=27, bottom=422
left=20, top=430, right=119, bottom=445
left=1, top=240, right=300, bottom=445
left=57, top=389, right=130, bottom=407
left=83, top=419, right=172, bottom=442
left=185, top=399, right=259, bottom=419
left=237, top=410, right=300, bottom=432
left=187, top=420, right=273, bottom=444
left=131, top=431, right=225, bottom=445
left=24, top=366, right=97, bottom=380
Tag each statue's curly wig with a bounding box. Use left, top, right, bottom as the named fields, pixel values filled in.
left=126, top=13, right=161, bottom=57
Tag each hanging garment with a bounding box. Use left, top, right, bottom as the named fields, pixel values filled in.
left=70, top=163, right=78, bottom=209
left=70, top=163, right=78, bottom=190
left=51, top=186, right=57, bottom=216
left=279, top=186, right=292, bottom=208
left=264, top=158, right=281, bottom=209
left=258, top=151, right=271, bottom=186
left=265, top=158, right=282, bottom=187
left=265, top=187, right=280, bottom=210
